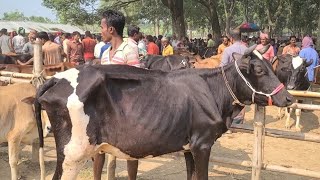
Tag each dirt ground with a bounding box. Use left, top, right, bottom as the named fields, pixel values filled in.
left=0, top=105, right=320, bottom=180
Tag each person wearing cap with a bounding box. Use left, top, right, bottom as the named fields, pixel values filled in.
left=0, top=28, right=14, bottom=54
left=299, top=36, right=319, bottom=82
left=255, top=32, right=274, bottom=61
left=12, top=27, right=26, bottom=53
left=161, top=37, right=174, bottom=56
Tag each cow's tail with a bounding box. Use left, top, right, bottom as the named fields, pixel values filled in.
left=34, top=78, right=55, bottom=180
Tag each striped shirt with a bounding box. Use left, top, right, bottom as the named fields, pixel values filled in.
left=101, top=41, right=140, bottom=67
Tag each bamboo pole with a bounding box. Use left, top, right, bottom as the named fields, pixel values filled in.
left=288, top=90, right=320, bottom=98
left=231, top=124, right=320, bottom=143
left=0, top=76, right=31, bottom=84
left=252, top=105, right=265, bottom=180
left=0, top=71, right=52, bottom=79
left=289, top=103, right=320, bottom=110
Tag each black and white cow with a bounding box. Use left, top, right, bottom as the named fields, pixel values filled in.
left=274, top=54, right=312, bottom=131
left=141, top=55, right=192, bottom=71
left=34, top=46, right=292, bottom=180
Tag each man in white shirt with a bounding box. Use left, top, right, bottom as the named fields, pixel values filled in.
left=12, top=27, right=26, bottom=53
left=94, top=35, right=105, bottom=59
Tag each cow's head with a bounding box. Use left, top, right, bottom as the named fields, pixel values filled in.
left=287, top=57, right=312, bottom=90
left=232, top=45, right=293, bottom=107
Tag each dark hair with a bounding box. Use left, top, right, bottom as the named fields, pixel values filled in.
left=37, top=31, right=49, bottom=41
left=146, top=35, right=154, bottom=42
left=158, top=35, right=163, bottom=40
left=221, top=35, right=229, bottom=40
left=289, top=35, right=297, bottom=40
left=0, top=28, right=7, bottom=34
left=96, top=35, right=102, bottom=42
left=72, top=31, right=81, bottom=37
left=85, top=31, right=92, bottom=38
left=102, top=10, right=125, bottom=37
left=208, top=34, right=212, bottom=39
left=63, top=33, right=71, bottom=39
left=127, top=25, right=140, bottom=37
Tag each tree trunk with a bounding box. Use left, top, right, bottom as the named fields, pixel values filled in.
left=210, top=2, right=221, bottom=41
left=161, top=0, right=186, bottom=38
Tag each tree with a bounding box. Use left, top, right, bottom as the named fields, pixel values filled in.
left=194, top=0, right=221, bottom=40
left=161, top=0, right=186, bottom=38
left=3, top=11, right=27, bottom=21
left=222, top=0, right=236, bottom=35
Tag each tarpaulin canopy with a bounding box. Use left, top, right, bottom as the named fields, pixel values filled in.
left=236, top=22, right=260, bottom=33
left=0, top=21, right=85, bottom=34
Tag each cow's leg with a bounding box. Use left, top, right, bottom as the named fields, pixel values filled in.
left=8, top=139, right=20, bottom=180
left=191, top=145, right=211, bottom=180
left=93, top=153, right=105, bottom=180
left=295, top=109, right=302, bottom=131
left=184, top=151, right=195, bottom=180
left=127, top=160, right=138, bottom=180
left=285, top=108, right=293, bottom=129
left=106, top=154, right=116, bottom=180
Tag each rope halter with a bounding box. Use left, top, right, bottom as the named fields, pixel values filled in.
left=222, top=50, right=285, bottom=106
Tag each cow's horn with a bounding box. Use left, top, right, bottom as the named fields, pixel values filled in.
left=244, top=44, right=257, bottom=55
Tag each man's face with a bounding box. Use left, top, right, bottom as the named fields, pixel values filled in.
left=101, top=18, right=112, bottom=43
left=73, top=34, right=80, bottom=41
left=222, top=37, right=228, bottom=45
left=162, top=40, right=168, bottom=46
left=290, top=38, right=296, bottom=45
left=261, top=38, right=268, bottom=45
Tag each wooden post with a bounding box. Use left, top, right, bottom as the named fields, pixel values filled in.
left=107, top=154, right=116, bottom=180
left=252, top=105, right=265, bottom=180
left=32, top=39, right=45, bottom=88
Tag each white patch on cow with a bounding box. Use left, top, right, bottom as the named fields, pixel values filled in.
left=253, top=50, right=263, bottom=60
left=292, top=56, right=303, bottom=69
left=55, top=68, right=95, bottom=179
left=183, top=143, right=190, bottom=150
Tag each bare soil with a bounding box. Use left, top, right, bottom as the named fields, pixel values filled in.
left=0, top=105, right=320, bottom=180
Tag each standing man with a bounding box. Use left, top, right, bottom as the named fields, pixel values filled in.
left=12, top=27, right=26, bottom=53
left=220, top=30, right=248, bottom=131
left=256, top=33, right=274, bottom=61
left=94, top=9, right=141, bottom=180
left=0, top=28, right=14, bottom=54
left=220, top=30, right=247, bottom=67
left=217, top=36, right=230, bottom=55
left=67, top=31, right=84, bottom=65
left=127, top=25, right=140, bottom=56
left=82, top=30, right=96, bottom=63
left=207, top=34, right=215, bottom=48
left=161, top=37, right=174, bottom=56
left=146, top=35, right=159, bottom=55
left=282, top=36, right=300, bottom=56
left=38, top=31, right=63, bottom=65
left=94, top=35, right=105, bottom=59
left=299, top=36, right=319, bottom=82
left=100, top=11, right=140, bottom=67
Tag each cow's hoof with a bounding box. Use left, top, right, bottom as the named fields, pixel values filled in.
left=295, top=125, right=302, bottom=132
left=285, top=124, right=291, bottom=129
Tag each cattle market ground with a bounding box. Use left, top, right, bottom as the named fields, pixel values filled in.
left=1, top=105, right=320, bottom=180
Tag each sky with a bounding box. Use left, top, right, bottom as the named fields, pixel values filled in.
left=0, top=0, right=57, bottom=20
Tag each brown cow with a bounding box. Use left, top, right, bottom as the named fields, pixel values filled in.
left=193, top=54, right=222, bottom=68
left=0, top=83, right=50, bottom=180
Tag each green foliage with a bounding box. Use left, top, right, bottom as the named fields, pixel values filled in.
left=2, top=11, right=53, bottom=23
left=40, top=0, right=320, bottom=37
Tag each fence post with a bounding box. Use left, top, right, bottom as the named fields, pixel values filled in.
left=31, top=39, right=43, bottom=162
left=252, top=105, right=265, bottom=180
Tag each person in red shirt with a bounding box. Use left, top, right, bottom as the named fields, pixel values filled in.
left=146, top=35, right=159, bottom=55
left=82, top=31, right=96, bottom=63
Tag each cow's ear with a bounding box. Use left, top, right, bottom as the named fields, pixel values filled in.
left=232, top=52, right=243, bottom=61
left=21, top=96, right=35, bottom=104
left=244, top=44, right=257, bottom=56
left=305, top=59, right=313, bottom=67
